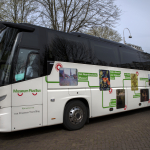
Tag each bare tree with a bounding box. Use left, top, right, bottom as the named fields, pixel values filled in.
left=0, top=1, right=4, bottom=21
left=0, top=0, right=38, bottom=24
left=85, top=26, right=122, bottom=42
left=36, top=0, right=121, bottom=32
left=46, top=37, right=92, bottom=63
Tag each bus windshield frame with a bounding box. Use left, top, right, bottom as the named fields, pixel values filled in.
left=0, top=27, right=19, bottom=86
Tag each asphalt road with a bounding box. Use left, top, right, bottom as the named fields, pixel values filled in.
left=0, top=107, right=150, bottom=150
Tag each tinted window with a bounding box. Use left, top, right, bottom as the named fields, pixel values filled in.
left=14, top=49, right=39, bottom=82
left=0, top=27, right=19, bottom=86
left=139, top=52, right=150, bottom=70
left=26, top=53, right=40, bottom=80
left=119, top=47, right=141, bottom=69
left=91, top=41, right=120, bottom=67
left=66, top=39, right=91, bottom=64
left=47, top=31, right=92, bottom=64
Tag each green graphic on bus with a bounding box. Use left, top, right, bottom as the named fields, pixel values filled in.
left=110, top=70, right=121, bottom=80
left=78, top=72, right=98, bottom=81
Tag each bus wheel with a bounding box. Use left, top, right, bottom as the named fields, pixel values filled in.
left=63, top=100, right=88, bottom=130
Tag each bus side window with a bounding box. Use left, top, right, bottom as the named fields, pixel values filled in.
left=92, top=41, right=120, bottom=67
left=139, top=52, right=150, bottom=70
left=47, top=33, right=92, bottom=64
left=119, top=47, right=141, bottom=69
left=14, top=49, right=39, bottom=82
left=25, top=53, right=40, bottom=80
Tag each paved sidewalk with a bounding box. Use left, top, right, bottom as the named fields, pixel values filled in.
left=0, top=107, right=150, bottom=150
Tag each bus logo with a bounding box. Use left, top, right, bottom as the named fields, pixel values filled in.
left=18, top=93, right=23, bottom=96
left=13, top=89, right=41, bottom=96
left=124, top=105, right=127, bottom=110
left=109, top=88, right=113, bottom=94
left=136, top=71, right=139, bottom=76
left=17, top=93, right=37, bottom=96
left=32, top=93, right=37, bottom=96
left=55, top=63, right=63, bottom=71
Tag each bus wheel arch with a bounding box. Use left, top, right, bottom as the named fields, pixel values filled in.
left=63, top=98, right=89, bottom=130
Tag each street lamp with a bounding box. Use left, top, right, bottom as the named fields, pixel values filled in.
left=123, top=28, right=132, bottom=44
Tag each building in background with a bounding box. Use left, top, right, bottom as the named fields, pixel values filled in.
left=125, top=43, right=143, bottom=52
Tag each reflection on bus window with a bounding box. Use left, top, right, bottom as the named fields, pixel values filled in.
left=25, top=54, right=39, bottom=79
left=0, top=27, right=19, bottom=85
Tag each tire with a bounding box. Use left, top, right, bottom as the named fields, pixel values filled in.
left=63, top=100, right=88, bottom=130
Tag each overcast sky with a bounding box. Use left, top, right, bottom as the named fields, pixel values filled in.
left=114, top=0, right=150, bottom=53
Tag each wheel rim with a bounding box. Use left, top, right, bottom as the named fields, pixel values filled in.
left=69, top=106, right=83, bottom=124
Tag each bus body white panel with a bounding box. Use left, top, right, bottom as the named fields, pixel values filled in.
left=48, top=61, right=97, bottom=89
left=0, top=107, right=11, bottom=132
left=47, top=61, right=92, bottom=125
left=0, top=85, right=11, bottom=108
left=91, top=66, right=150, bottom=118
left=91, top=87, right=128, bottom=117
left=12, top=77, right=43, bottom=106
left=47, top=88, right=91, bottom=125
left=0, top=59, right=148, bottom=132
left=48, top=89, right=68, bottom=125
left=69, top=89, right=86, bottom=96
left=12, top=105, right=42, bottom=131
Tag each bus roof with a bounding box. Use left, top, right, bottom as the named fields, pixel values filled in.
left=0, top=21, right=35, bottom=32
left=0, top=21, right=146, bottom=53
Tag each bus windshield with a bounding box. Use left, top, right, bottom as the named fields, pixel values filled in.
left=0, top=27, right=19, bottom=86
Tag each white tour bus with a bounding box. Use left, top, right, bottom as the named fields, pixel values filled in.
left=0, top=22, right=150, bottom=132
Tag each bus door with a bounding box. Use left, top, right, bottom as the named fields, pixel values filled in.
left=11, top=48, right=43, bottom=131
